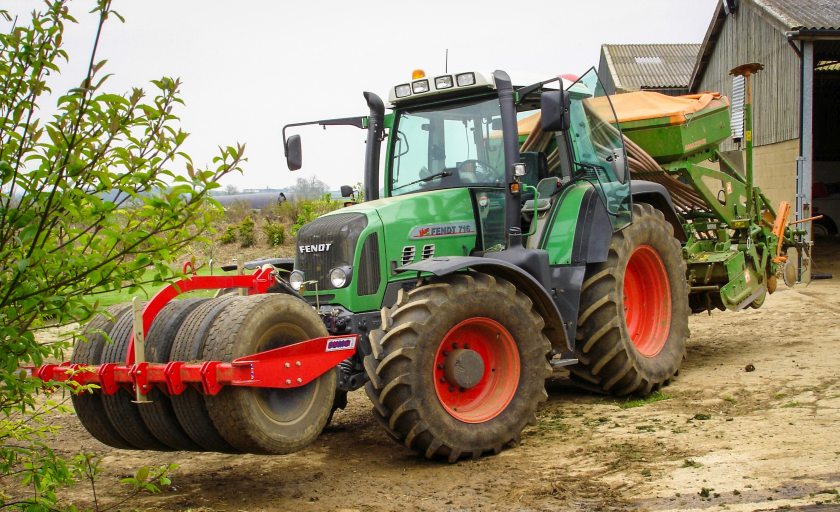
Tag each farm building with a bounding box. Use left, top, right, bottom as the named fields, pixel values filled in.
left=598, top=43, right=701, bottom=96
left=690, top=0, right=840, bottom=238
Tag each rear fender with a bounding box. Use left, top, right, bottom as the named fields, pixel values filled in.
left=631, top=180, right=686, bottom=242
left=398, top=257, right=571, bottom=352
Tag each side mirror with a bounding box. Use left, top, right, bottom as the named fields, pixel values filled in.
left=285, top=134, right=302, bottom=171
left=340, top=185, right=354, bottom=197
left=540, top=90, right=571, bottom=132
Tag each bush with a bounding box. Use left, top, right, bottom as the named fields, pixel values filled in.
left=238, top=216, right=256, bottom=247
left=291, top=195, right=342, bottom=235
left=263, top=221, right=286, bottom=246
left=219, top=225, right=237, bottom=244
left=0, top=2, right=243, bottom=508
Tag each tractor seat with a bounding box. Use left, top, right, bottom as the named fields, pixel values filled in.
left=522, top=197, right=552, bottom=214
left=521, top=177, right=561, bottom=219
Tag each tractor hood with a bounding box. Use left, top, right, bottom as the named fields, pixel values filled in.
left=338, top=188, right=480, bottom=268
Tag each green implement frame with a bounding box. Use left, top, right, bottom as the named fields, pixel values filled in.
left=614, top=67, right=806, bottom=311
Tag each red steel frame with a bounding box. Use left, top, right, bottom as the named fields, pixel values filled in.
left=32, top=267, right=357, bottom=396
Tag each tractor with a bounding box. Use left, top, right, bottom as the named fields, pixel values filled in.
left=35, top=66, right=806, bottom=462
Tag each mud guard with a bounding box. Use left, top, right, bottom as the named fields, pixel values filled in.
left=631, top=180, right=686, bottom=242
left=397, top=257, right=571, bottom=352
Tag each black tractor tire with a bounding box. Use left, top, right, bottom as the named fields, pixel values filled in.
left=202, top=294, right=336, bottom=454
left=169, top=295, right=240, bottom=452
left=138, top=298, right=208, bottom=450
left=100, top=308, right=171, bottom=450
left=571, top=203, right=689, bottom=396
left=70, top=303, right=134, bottom=449
left=364, top=272, right=552, bottom=462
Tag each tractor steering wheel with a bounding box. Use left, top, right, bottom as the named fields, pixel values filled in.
left=457, top=159, right=499, bottom=184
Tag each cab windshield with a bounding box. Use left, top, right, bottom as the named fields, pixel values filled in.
left=389, top=97, right=505, bottom=196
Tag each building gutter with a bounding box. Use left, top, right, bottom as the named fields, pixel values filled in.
left=785, top=29, right=840, bottom=41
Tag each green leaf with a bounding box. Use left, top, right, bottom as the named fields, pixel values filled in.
left=135, top=465, right=149, bottom=482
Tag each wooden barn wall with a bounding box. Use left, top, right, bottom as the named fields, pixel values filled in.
left=695, top=2, right=800, bottom=150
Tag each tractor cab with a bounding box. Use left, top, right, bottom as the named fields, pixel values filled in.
left=382, top=68, right=632, bottom=250
left=283, top=68, right=631, bottom=260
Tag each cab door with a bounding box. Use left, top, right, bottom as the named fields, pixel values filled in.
left=566, top=68, right=631, bottom=229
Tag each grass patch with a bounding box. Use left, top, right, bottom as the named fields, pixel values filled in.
left=617, top=391, right=670, bottom=409
left=529, top=409, right=569, bottom=436
left=781, top=401, right=800, bottom=408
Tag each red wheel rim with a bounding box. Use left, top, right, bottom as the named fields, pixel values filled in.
left=433, top=317, right=520, bottom=423
left=623, top=245, right=672, bottom=357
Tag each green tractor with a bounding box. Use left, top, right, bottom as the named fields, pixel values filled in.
left=54, top=66, right=801, bottom=462
left=282, top=68, right=694, bottom=461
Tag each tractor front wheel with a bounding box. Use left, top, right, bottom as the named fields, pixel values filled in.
left=364, top=272, right=551, bottom=462
left=571, top=203, right=689, bottom=396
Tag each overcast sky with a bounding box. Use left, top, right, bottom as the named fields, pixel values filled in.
left=6, top=0, right=719, bottom=191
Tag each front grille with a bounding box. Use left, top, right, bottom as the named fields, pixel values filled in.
left=357, top=233, right=380, bottom=296
left=296, top=213, right=367, bottom=291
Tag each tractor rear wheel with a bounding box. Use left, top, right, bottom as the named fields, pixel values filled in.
left=571, top=203, right=689, bottom=396
left=71, top=303, right=134, bottom=449
left=169, top=295, right=240, bottom=452
left=202, top=294, right=336, bottom=454
left=138, top=298, right=208, bottom=450
left=364, top=273, right=552, bottom=462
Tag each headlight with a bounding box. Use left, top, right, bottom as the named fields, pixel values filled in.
left=435, top=75, right=453, bottom=89
left=329, top=266, right=352, bottom=288
left=289, top=270, right=305, bottom=291
left=456, top=72, right=476, bottom=87
left=412, top=79, right=430, bottom=94
left=394, top=83, right=411, bottom=98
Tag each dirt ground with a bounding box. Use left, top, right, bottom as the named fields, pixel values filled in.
left=21, top=239, right=840, bottom=511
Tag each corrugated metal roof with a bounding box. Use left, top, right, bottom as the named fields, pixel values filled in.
left=751, top=0, right=840, bottom=31
left=601, top=44, right=701, bottom=91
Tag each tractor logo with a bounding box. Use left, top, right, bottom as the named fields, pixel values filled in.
left=325, top=336, right=356, bottom=352
left=409, top=221, right=475, bottom=240
left=299, top=243, right=333, bottom=254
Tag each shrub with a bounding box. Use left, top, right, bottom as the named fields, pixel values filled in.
left=264, top=221, right=286, bottom=246
left=0, top=2, right=243, bottom=507
left=220, top=225, right=237, bottom=244
left=291, top=195, right=342, bottom=235
left=238, top=216, right=256, bottom=247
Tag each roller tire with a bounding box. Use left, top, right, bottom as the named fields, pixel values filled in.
left=100, top=308, right=171, bottom=450
left=70, top=303, right=134, bottom=449
left=138, top=298, right=208, bottom=450
left=169, top=295, right=239, bottom=452
left=202, top=294, right=336, bottom=454
left=571, top=203, right=689, bottom=396
left=364, top=273, right=552, bottom=462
